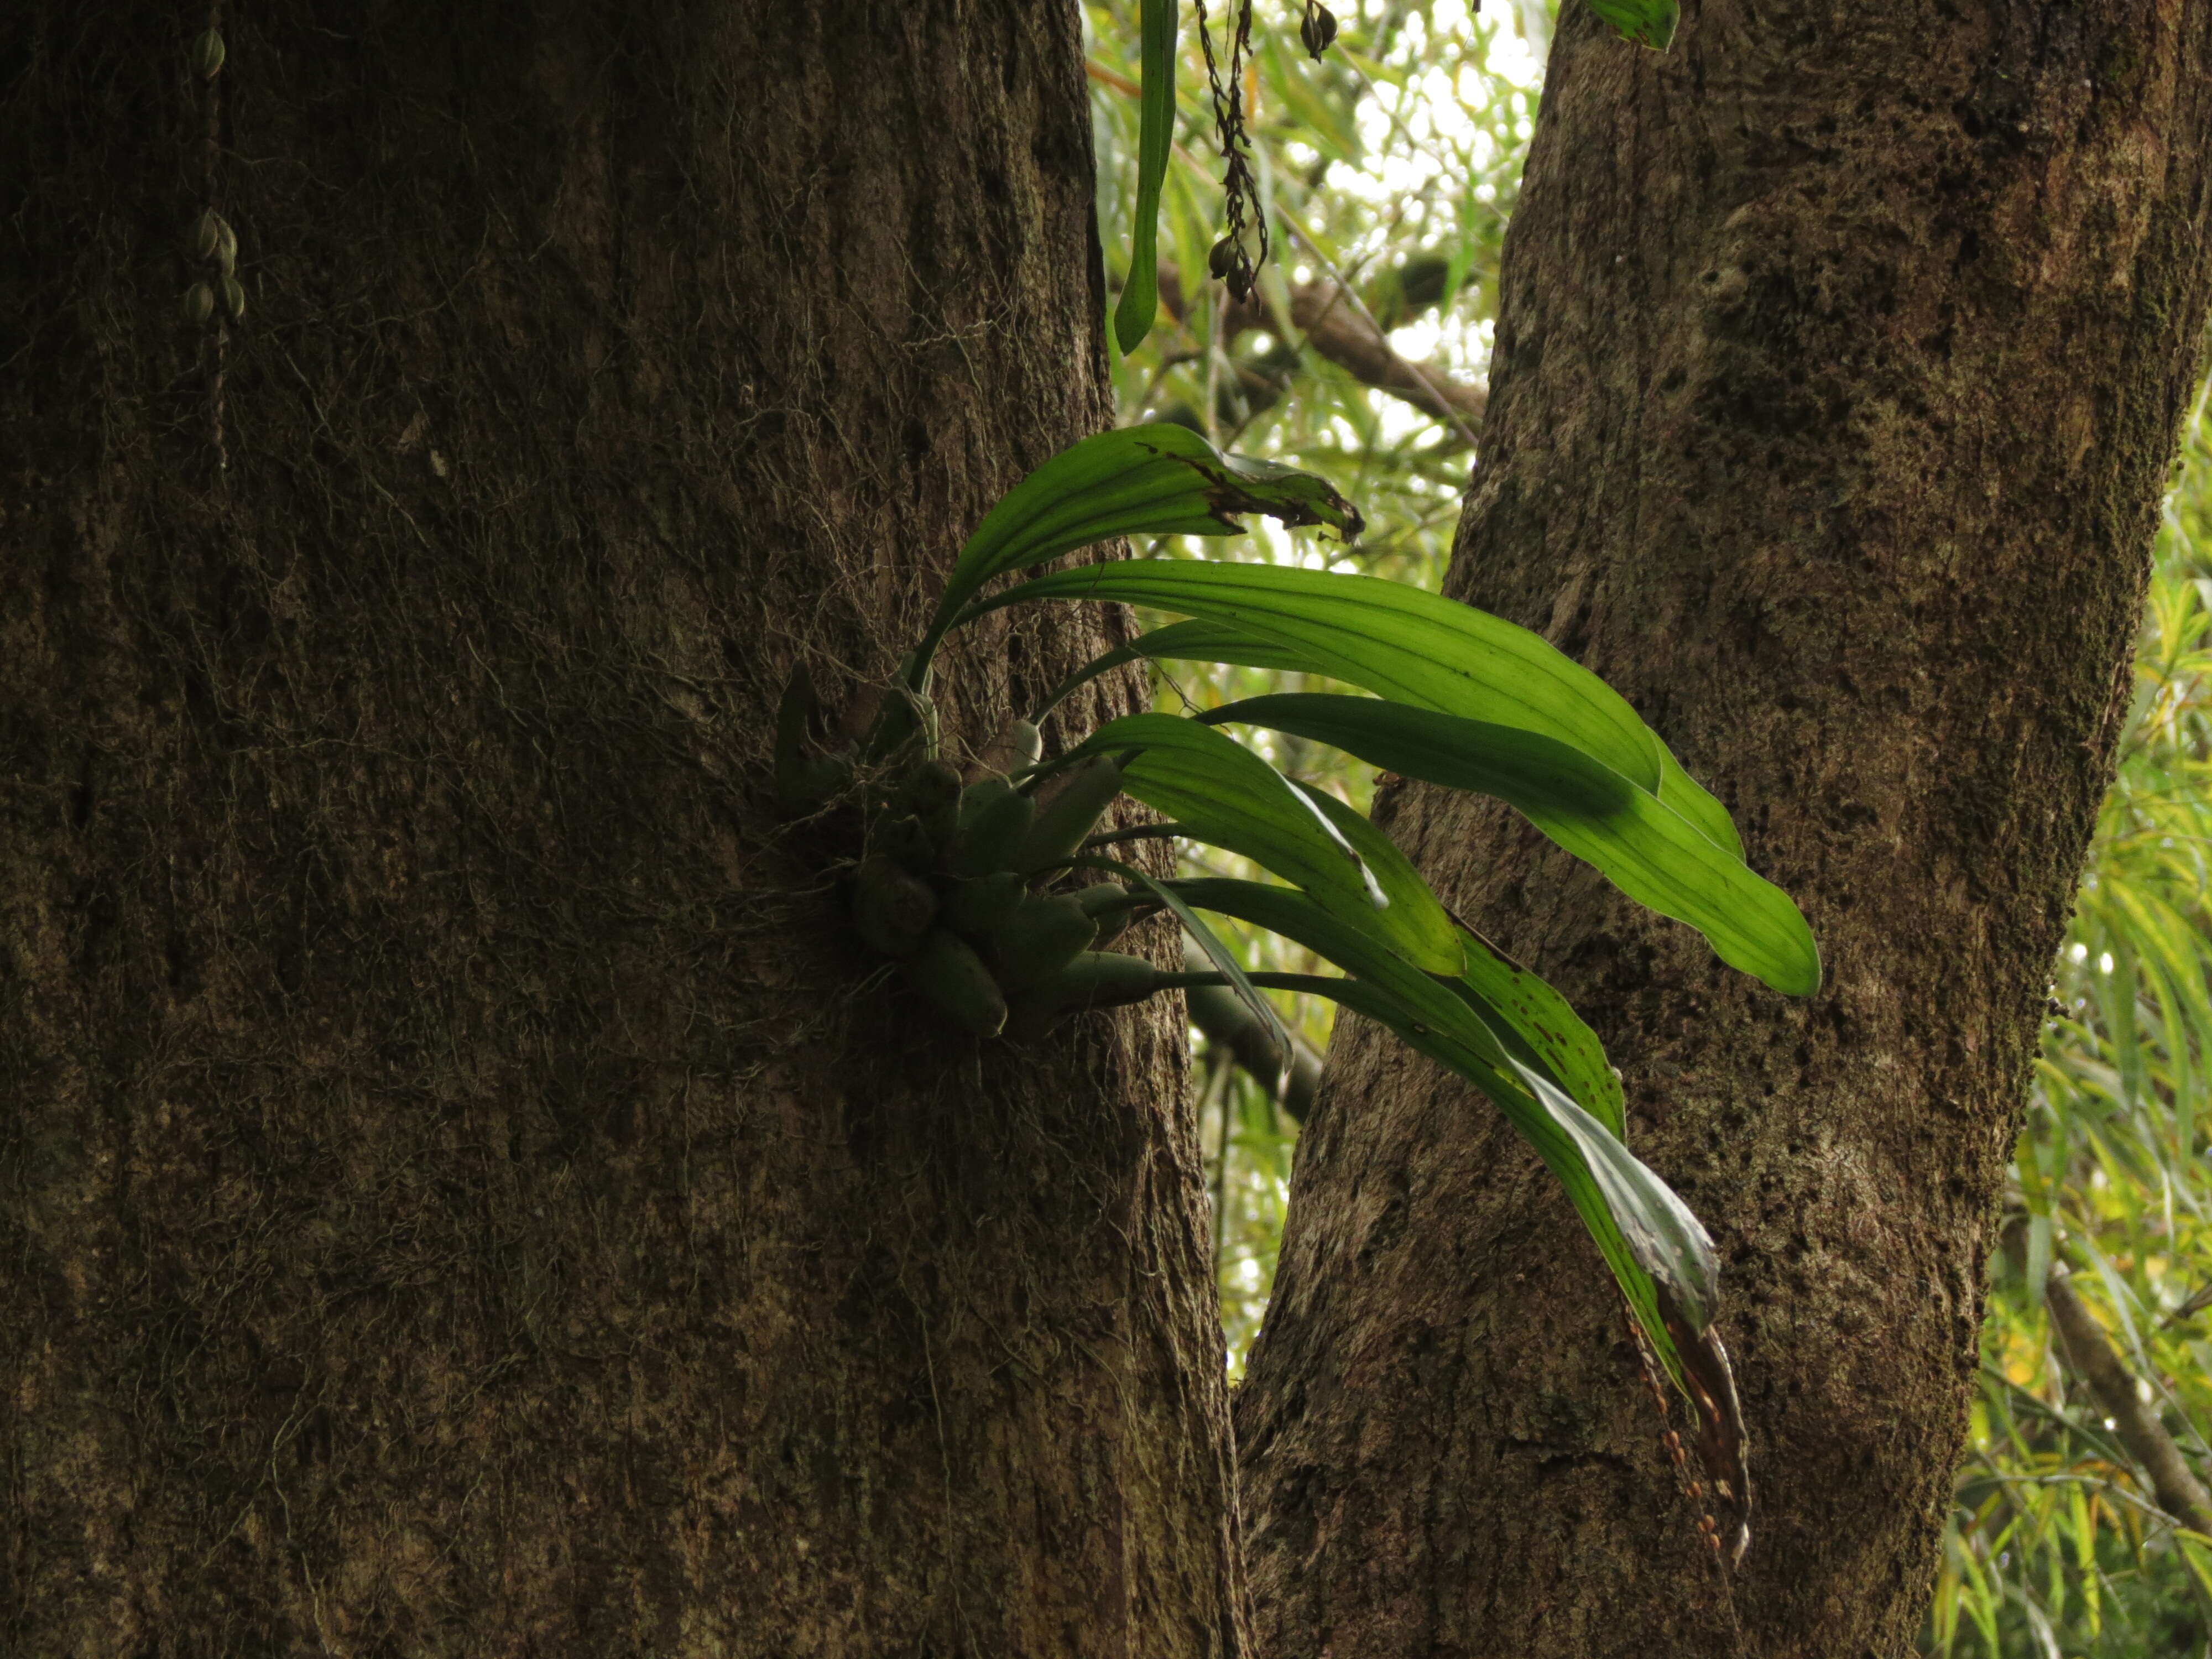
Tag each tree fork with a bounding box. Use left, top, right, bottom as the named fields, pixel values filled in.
left=1237, top=1, right=2212, bottom=1655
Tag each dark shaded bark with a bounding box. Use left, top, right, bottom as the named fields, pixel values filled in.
left=2, top=4, right=1246, bottom=1655
left=1237, top=1, right=2212, bottom=1655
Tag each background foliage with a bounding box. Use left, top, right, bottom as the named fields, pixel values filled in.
left=1084, top=2, right=2212, bottom=1650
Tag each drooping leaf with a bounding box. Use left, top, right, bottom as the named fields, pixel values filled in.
left=1167, top=875, right=1721, bottom=1387
left=1207, top=693, right=1821, bottom=997
left=1112, top=0, right=1178, bottom=354
left=965, top=557, right=1665, bottom=791
left=1660, top=745, right=1743, bottom=860
left=1044, top=592, right=1751, bottom=864
left=922, top=427, right=1364, bottom=664
left=1446, top=928, right=1627, bottom=1137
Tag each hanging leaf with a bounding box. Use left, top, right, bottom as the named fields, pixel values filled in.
left=1204, top=693, right=1820, bottom=997
left=1034, top=591, right=1749, bottom=862
left=921, top=426, right=1363, bottom=667
left=1447, top=928, right=1627, bottom=1137
left=1038, top=617, right=1315, bottom=716
left=1287, top=780, right=1464, bottom=975
left=1167, top=875, right=1721, bottom=1389
left=1113, top=0, right=1180, bottom=354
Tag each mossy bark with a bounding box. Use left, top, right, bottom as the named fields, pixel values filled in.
left=1237, top=1, right=2212, bottom=1655
left=1, top=4, right=1246, bottom=1654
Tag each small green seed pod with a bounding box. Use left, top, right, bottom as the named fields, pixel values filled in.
left=215, top=217, right=238, bottom=274
left=894, top=757, right=963, bottom=820
left=186, top=209, right=221, bottom=262
left=181, top=282, right=215, bottom=325
left=1006, top=950, right=1164, bottom=1036
left=973, top=717, right=1043, bottom=779
left=191, top=28, right=226, bottom=79
left=1071, top=881, right=1142, bottom=946
left=218, top=274, right=246, bottom=320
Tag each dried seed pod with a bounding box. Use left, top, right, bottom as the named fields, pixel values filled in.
left=181, top=282, right=215, bottom=325
left=1208, top=236, right=1239, bottom=283
left=191, top=28, right=226, bottom=79
left=1299, top=3, right=1338, bottom=58
left=218, top=274, right=246, bottom=320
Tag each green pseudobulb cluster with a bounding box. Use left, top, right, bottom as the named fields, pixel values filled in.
left=846, top=721, right=1165, bottom=1039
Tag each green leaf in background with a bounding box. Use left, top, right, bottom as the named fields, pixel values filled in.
left=1166, top=875, right=1721, bottom=1386
left=1113, top=0, right=1178, bottom=353
left=1581, top=0, right=1678, bottom=51
left=1206, top=693, right=1821, bottom=996
left=922, top=425, right=1364, bottom=665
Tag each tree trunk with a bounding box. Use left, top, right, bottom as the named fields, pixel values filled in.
left=2, top=4, right=1247, bottom=1654
left=1237, top=1, right=2212, bottom=1655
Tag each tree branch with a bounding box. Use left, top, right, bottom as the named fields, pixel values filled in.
left=1159, top=265, right=1487, bottom=430
left=2046, top=1264, right=2212, bottom=1536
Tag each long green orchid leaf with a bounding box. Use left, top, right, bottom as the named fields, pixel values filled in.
left=924, top=427, right=1363, bottom=661
left=1112, top=0, right=1178, bottom=353
left=962, top=557, right=1664, bottom=791
left=1448, top=929, right=1629, bottom=1137
left=1583, top=0, right=1678, bottom=51
left=1167, top=875, right=1720, bottom=1386
left=1206, top=693, right=1820, bottom=997
left=1057, top=714, right=1412, bottom=951
left=1037, top=618, right=1317, bottom=717
left=1287, top=781, right=1464, bottom=975
left=1082, top=605, right=1745, bottom=860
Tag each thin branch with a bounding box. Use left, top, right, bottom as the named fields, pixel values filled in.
left=2046, top=1264, right=2212, bottom=1536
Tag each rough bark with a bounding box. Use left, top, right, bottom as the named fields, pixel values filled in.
left=1238, top=1, right=2212, bottom=1655
left=2, top=4, right=1246, bottom=1655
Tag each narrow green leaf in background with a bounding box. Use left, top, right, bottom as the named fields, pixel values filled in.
left=1113, top=0, right=1178, bottom=354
